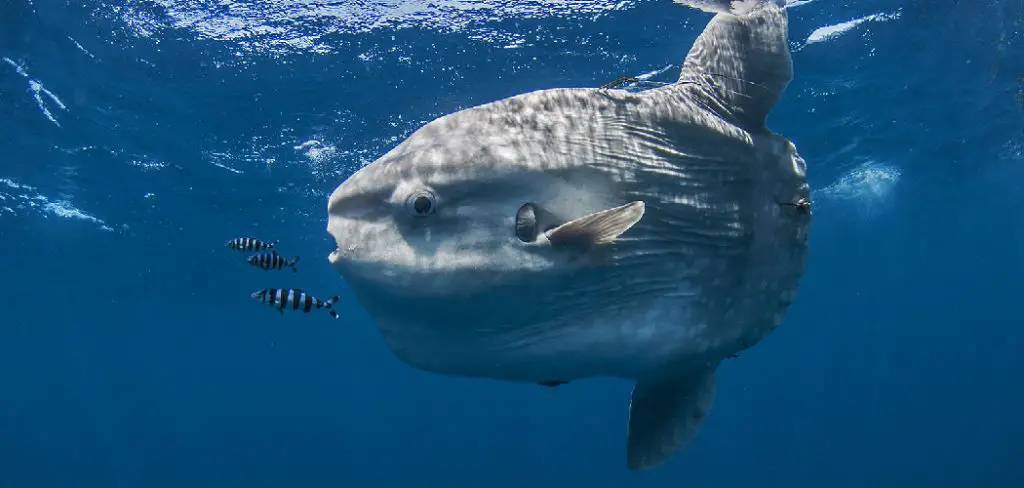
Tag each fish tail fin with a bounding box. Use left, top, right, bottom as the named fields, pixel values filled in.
left=330, top=296, right=340, bottom=304
left=290, top=256, right=299, bottom=272
left=270, top=239, right=279, bottom=248
left=328, top=310, right=340, bottom=319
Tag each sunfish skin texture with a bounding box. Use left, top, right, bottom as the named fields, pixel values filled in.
left=327, top=0, right=809, bottom=471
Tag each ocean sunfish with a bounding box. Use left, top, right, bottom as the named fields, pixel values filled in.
left=326, top=0, right=810, bottom=471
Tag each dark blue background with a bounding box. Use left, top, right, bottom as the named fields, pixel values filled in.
left=1, top=0, right=1022, bottom=486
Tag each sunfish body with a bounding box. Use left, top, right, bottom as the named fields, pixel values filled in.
left=327, top=0, right=809, bottom=471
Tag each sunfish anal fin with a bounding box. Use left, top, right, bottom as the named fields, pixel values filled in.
left=626, top=366, right=718, bottom=471
left=544, top=201, right=644, bottom=249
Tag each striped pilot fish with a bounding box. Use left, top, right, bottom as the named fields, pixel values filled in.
left=226, top=237, right=278, bottom=252
left=250, top=288, right=340, bottom=319
left=247, top=251, right=300, bottom=273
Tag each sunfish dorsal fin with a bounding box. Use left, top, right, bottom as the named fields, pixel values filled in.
left=626, top=366, right=718, bottom=471
left=544, top=201, right=645, bottom=249
left=677, top=0, right=792, bottom=131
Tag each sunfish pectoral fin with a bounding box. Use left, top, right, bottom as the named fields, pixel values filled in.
left=677, top=0, right=791, bottom=131
left=626, top=365, right=718, bottom=471
left=543, top=201, right=644, bottom=249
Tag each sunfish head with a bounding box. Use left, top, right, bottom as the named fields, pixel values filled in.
left=327, top=103, right=645, bottom=338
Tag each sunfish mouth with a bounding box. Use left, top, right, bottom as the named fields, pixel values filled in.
left=328, top=245, right=359, bottom=264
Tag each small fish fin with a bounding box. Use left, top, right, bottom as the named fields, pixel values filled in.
left=544, top=201, right=645, bottom=249
left=328, top=310, right=340, bottom=319
left=626, top=366, right=718, bottom=471
left=676, top=0, right=791, bottom=131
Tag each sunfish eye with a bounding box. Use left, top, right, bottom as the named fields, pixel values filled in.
left=515, top=203, right=539, bottom=242
left=405, top=190, right=436, bottom=217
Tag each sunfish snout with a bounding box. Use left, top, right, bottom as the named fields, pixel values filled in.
left=326, top=176, right=382, bottom=269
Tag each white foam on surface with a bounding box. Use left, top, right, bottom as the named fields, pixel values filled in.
left=295, top=139, right=338, bottom=165
left=68, top=35, right=97, bottom=59
left=113, top=0, right=639, bottom=54
left=636, top=64, right=675, bottom=81
left=1, top=178, right=36, bottom=191
left=41, top=200, right=112, bottom=230
left=205, top=151, right=246, bottom=174
left=805, top=10, right=901, bottom=45
left=129, top=157, right=168, bottom=171
left=294, top=139, right=340, bottom=176
left=0, top=176, right=114, bottom=231
left=996, top=139, right=1024, bottom=173
left=3, top=57, right=68, bottom=126
left=785, top=0, right=818, bottom=8
left=813, top=159, right=902, bottom=218
left=1001, top=138, right=1023, bottom=158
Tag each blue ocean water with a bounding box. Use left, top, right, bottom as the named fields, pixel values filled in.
left=2, top=0, right=1023, bottom=486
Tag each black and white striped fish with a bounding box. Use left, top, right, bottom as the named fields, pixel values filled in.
left=226, top=237, right=277, bottom=252
left=247, top=251, right=299, bottom=273
left=250, top=288, right=340, bottom=319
